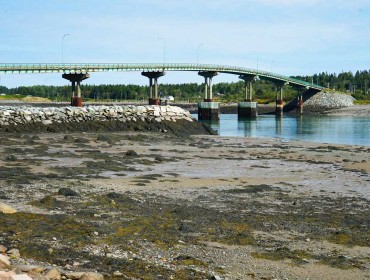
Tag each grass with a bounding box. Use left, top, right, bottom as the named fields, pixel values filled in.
left=0, top=94, right=51, bottom=102
left=354, top=99, right=370, bottom=105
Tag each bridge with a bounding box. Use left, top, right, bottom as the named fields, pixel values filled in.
left=0, top=63, right=326, bottom=119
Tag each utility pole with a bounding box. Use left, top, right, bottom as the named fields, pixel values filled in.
left=365, top=80, right=368, bottom=95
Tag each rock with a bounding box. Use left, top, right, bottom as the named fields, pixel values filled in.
left=11, top=275, right=33, bottom=280
left=125, top=150, right=138, bottom=157
left=0, top=254, right=11, bottom=270
left=0, top=271, right=15, bottom=280
left=63, top=272, right=85, bottom=280
left=7, top=248, right=21, bottom=258
left=5, top=155, right=17, bottom=161
left=57, top=188, right=79, bottom=197
left=0, top=203, right=16, bottom=214
left=42, top=120, right=53, bottom=125
left=44, top=268, right=61, bottom=280
left=13, top=264, right=46, bottom=273
left=0, top=245, right=7, bottom=253
left=80, top=272, right=104, bottom=280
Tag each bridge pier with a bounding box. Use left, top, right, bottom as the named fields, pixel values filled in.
left=238, top=74, right=258, bottom=118
left=141, top=71, right=165, bottom=105
left=198, top=71, right=220, bottom=120
left=62, top=73, right=90, bottom=107
left=296, top=95, right=304, bottom=114
left=275, top=81, right=287, bottom=116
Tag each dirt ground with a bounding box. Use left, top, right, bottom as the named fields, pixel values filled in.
left=0, top=131, right=369, bottom=279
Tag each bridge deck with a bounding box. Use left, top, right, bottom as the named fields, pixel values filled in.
left=0, top=63, right=324, bottom=91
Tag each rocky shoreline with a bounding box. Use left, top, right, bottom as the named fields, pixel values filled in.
left=0, top=131, right=369, bottom=280
left=0, top=243, right=104, bottom=280
left=0, top=105, right=214, bottom=136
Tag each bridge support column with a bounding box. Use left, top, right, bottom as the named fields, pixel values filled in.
left=275, top=82, right=287, bottom=116
left=296, top=95, right=304, bottom=114
left=198, top=71, right=219, bottom=120
left=238, top=74, right=258, bottom=118
left=141, top=71, right=165, bottom=105
left=62, top=73, right=90, bottom=107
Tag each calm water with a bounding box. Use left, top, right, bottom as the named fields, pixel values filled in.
left=195, top=114, right=370, bottom=146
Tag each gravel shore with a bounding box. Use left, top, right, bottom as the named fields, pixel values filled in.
left=0, top=131, right=369, bottom=279
left=320, top=105, right=370, bottom=116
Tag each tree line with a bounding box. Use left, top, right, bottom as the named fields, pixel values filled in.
left=292, top=70, right=370, bottom=100
left=1, top=70, right=369, bottom=102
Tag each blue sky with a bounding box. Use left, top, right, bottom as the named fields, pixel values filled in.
left=0, top=0, right=369, bottom=88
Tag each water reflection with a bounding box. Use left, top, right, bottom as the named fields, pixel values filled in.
left=198, top=120, right=220, bottom=135
left=195, top=114, right=370, bottom=146
left=237, top=119, right=257, bottom=137
left=275, top=116, right=283, bottom=135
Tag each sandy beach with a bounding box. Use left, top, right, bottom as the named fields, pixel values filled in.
left=0, top=129, right=369, bottom=280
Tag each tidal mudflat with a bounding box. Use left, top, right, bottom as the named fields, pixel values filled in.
left=0, top=131, right=369, bottom=279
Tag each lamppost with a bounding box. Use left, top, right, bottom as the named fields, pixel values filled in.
left=196, top=43, right=204, bottom=64
left=157, top=37, right=166, bottom=66
left=62, top=33, right=70, bottom=64
left=271, top=59, right=276, bottom=72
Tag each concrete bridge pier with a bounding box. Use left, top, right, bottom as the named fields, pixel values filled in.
left=141, top=71, right=165, bottom=105
left=296, top=95, right=304, bottom=114
left=275, top=81, right=287, bottom=115
left=238, top=74, right=258, bottom=118
left=198, top=71, right=220, bottom=120
left=62, top=73, right=90, bottom=107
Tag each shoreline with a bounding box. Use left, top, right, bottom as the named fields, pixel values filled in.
left=0, top=132, right=369, bottom=279
left=1, top=101, right=370, bottom=116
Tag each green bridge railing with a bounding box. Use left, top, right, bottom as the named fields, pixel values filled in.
left=0, top=63, right=324, bottom=91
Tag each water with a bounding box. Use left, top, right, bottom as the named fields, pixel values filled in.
left=195, top=114, right=370, bottom=146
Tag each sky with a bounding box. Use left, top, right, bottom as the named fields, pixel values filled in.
left=0, top=0, right=369, bottom=88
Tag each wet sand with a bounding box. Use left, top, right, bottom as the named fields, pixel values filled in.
left=0, top=131, right=369, bottom=279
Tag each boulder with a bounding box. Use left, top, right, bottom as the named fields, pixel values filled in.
left=0, top=254, right=11, bottom=269
left=0, top=202, right=16, bottom=214
left=57, top=188, right=79, bottom=197
left=44, top=268, right=61, bottom=280
left=11, top=275, right=33, bottom=280
left=80, top=272, right=104, bottom=280
left=0, top=245, right=7, bottom=253
left=7, top=249, right=20, bottom=258
left=0, top=271, right=15, bottom=280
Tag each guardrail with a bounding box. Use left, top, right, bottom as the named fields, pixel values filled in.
left=0, top=63, right=324, bottom=90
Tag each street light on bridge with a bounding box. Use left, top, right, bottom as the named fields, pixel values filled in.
left=62, top=33, right=70, bottom=64
left=196, top=43, right=204, bottom=64
left=271, top=59, right=276, bottom=72
left=157, top=37, right=166, bottom=67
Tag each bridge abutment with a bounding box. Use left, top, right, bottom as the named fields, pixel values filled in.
left=198, top=71, right=220, bottom=120
left=142, top=71, right=165, bottom=105
left=238, top=74, right=258, bottom=118
left=62, top=73, right=90, bottom=107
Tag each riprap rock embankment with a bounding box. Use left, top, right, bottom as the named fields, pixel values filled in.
left=0, top=105, right=193, bottom=126
left=0, top=105, right=214, bottom=135
left=304, top=92, right=355, bottom=113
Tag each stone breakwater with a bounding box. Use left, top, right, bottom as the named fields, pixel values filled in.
left=0, top=105, right=194, bottom=127
left=304, top=92, right=355, bottom=112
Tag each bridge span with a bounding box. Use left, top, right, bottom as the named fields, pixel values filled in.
left=0, top=63, right=326, bottom=119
